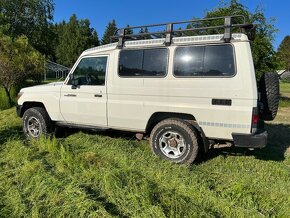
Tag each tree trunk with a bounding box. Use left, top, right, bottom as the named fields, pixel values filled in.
left=3, top=86, right=13, bottom=106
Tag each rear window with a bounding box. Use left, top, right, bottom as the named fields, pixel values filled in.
left=119, top=48, right=168, bottom=77
left=174, top=44, right=235, bottom=77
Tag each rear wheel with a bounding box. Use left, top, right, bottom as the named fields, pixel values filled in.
left=150, top=119, right=199, bottom=164
left=23, top=107, right=52, bottom=139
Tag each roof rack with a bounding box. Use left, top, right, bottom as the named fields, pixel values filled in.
left=111, top=15, right=254, bottom=48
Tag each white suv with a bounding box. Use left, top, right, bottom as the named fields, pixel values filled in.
left=16, top=16, right=279, bottom=164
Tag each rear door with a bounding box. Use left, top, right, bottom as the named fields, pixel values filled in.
left=60, top=56, right=108, bottom=127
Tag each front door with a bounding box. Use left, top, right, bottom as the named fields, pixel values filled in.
left=60, top=56, right=108, bottom=127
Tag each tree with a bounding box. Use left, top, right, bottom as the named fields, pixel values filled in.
left=0, top=0, right=55, bottom=57
left=0, top=33, right=45, bottom=105
left=55, top=14, right=100, bottom=67
left=125, top=25, right=134, bottom=35
left=188, top=0, right=277, bottom=78
left=277, top=36, right=290, bottom=71
left=139, top=27, right=152, bottom=39
left=101, top=20, right=117, bottom=45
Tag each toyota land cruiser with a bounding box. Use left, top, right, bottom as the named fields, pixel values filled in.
left=16, top=15, right=279, bottom=164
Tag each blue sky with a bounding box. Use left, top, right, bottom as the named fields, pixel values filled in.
left=54, top=0, right=290, bottom=50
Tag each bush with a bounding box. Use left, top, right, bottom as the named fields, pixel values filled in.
left=0, top=88, right=11, bottom=110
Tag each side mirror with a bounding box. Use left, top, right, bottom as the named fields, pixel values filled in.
left=69, top=74, right=79, bottom=89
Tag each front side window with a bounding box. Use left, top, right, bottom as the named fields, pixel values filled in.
left=174, top=44, right=235, bottom=77
left=68, top=56, right=107, bottom=86
left=119, top=48, right=168, bottom=77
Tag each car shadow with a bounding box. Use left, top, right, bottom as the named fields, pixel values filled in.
left=55, top=126, right=137, bottom=141
left=280, top=95, right=290, bottom=101
left=197, top=123, right=290, bottom=164
left=59, top=122, right=290, bottom=164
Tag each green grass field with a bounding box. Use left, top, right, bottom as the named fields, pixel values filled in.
left=280, top=82, right=290, bottom=108
left=0, top=84, right=290, bottom=217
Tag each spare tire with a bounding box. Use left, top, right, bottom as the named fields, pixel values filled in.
left=258, top=72, right=280, bottom=121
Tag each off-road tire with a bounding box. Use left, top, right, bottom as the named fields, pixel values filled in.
left=150, top=119, right=199, bottom=164
left=23, top=107, right=52, bottom=139
left=259, top=72, right=280, bottom=121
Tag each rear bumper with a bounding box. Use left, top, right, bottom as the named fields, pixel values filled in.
left=16, top=104, right=22, bottom=117
left=232, top=130, right=268, bottom=148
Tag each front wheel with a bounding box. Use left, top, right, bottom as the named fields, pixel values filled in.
left=150, top=119, right=199, bottom=164
left=23, top=107, right=52, bottom=139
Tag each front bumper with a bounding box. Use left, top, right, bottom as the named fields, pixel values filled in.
left=232, top=130, right=268, bottom=148
left=16, top=104, right=22, bottom=117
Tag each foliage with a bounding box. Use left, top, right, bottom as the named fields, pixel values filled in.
left=101, top=20, right=118, bottom=45
left=188, top=0, right=278, bottom=79
left=277, top=36, right=290, bottom=71
left=55, top=14, right=99, bottom=67
left=0, top=88, right=11, bottom=110
left=125, top=25, right=134, bottom=35
left=139, top=27, right=152, bottom=39
left=0, top=33, right=45, bottom=105
left=0, top=0, right=55, bottom=58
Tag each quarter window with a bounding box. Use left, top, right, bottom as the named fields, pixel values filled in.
left=119, top=48, right=168, bottom=77
left=174, top=44, right=235, bottom=77
left=68, top=57, right=107, bottom=86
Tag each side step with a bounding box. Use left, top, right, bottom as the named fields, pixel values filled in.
left=55, top=122, right=109, bottom=131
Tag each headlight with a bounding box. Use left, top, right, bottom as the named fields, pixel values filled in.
left=16, top=92, right=23, bottom=101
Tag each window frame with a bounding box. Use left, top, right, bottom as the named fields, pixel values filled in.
left=173, top=43, right=237, bottom=78
left=65, top=55, right=109, bottom=86
left=118, top=47, right=170, bottom=78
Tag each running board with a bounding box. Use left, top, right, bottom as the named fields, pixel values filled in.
left=55, top=122, right=109, bottom=131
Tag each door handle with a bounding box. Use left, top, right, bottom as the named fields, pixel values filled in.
left=64, top=94, right=77, bottom=97
left=94, top=94, right=102, bottom=98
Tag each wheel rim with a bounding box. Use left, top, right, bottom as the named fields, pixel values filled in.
left=159, top=131, right=186, bottom=159
left=27, top=116, right=41, bottom=138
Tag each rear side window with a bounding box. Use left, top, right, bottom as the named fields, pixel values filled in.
left=119, top=48, right=168, bottom=77
left=174, top=44, right=235, bottom=77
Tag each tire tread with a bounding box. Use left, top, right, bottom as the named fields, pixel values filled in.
left=150, top=118, right=199, bottom=164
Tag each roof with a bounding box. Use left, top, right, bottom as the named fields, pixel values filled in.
left=277, top=70, right=286, bottom=75
left=46, top=60, right=70, bottom=72
left=280, top=71, right=290, bottom=80
left=82, top=33, right=249, bottom=56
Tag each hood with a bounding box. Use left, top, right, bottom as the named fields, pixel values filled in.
left=20, top=81, right=64, bottom=93
left=35, top=81, right=64, bottom=87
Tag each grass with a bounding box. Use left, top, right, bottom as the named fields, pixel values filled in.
left=280, top=82, right=290, bottom=107
left=0, top=83, right=289, bottom=217
left=0, top=110, right=290, bottom=217
left=280, top=82, right=290, bottom=95
left=279, top=97, right=290, bottom=108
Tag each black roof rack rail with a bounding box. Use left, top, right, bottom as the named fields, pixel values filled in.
left=111, top=15, right=254, bottom=48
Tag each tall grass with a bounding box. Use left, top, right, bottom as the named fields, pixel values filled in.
left=0, top=108, right=290, bottom=217
left=0, top=83, right=289, bottom=217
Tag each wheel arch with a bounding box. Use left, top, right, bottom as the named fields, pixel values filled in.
left=146, top=112, right=209, bottom=153
left=20, top=102, right=48, bottom=118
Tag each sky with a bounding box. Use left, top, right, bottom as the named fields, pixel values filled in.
left=53, top=0, right=290, bottom=50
